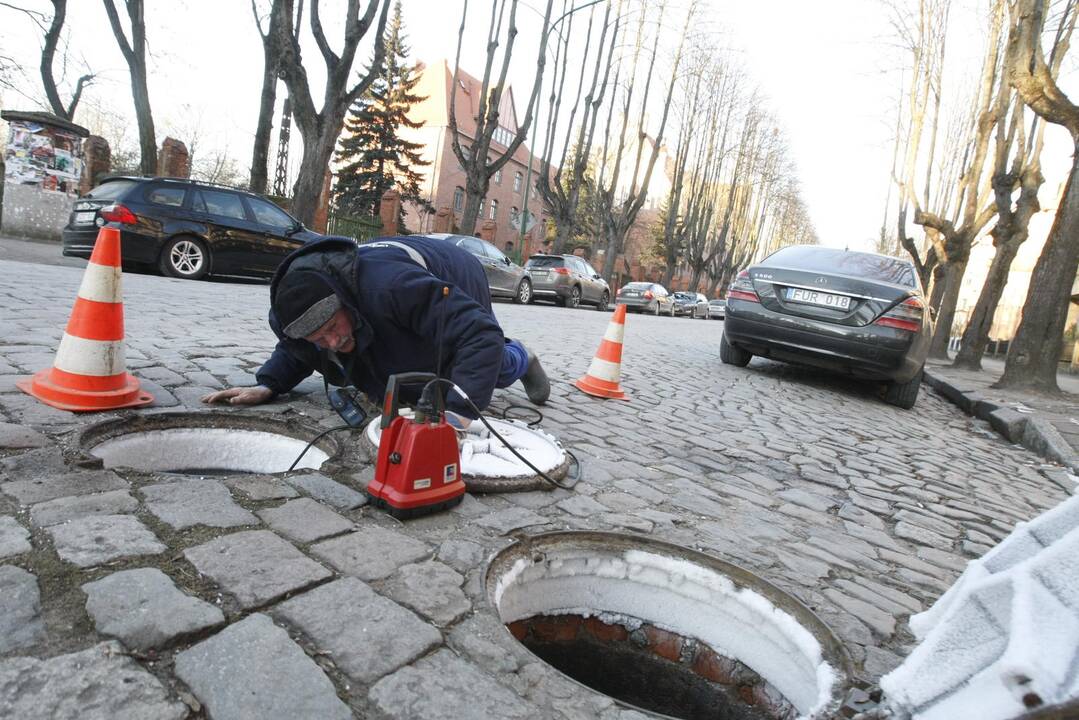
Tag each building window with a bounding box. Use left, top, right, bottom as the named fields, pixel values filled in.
left=493, top=126, right=514, bottom=147
left=513, top=172, right=523, bottom=193
left=453, top=187, right=464, bottom=212
left=495, top=169, right=502, bottom=185
left=478, top=199, right=485, bottom=216
left=510, top=207, right=520, bottom=226
left=489, top=199, right=498, bottom=220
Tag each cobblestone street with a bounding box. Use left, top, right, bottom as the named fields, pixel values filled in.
left=0, top=258, right=1070, bottom=718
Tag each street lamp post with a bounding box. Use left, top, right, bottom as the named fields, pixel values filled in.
left=518, top=0, right=607, bottom=254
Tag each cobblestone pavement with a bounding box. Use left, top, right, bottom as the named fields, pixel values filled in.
left=0, top=258, right=1070, bottom=718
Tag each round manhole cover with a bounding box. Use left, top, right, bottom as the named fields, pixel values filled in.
left=487, top=532, right=852, bottom=719
left=80, top=412, right=341, bottom=475
left=364, top=413, right=569, bottom=492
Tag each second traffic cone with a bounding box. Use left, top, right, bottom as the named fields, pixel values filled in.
left=17, top=226, right=153, bottom=412
left=574, top=303, right=629, bottom=400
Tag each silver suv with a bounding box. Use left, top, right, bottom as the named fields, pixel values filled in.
left=525, top=254, right=611, bottom=310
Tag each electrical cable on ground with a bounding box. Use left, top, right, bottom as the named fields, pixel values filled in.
left=428, top=378, right=581, bottom=490
left=287, top=424, right=355, bottom=472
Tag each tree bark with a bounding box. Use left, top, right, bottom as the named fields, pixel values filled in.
left=270, top=0, right=391, bottom=225
left=249, top=0, right=281, bottom=194
left=40, top=0, right=93, bottom=120
left=103, top=0, right=156, bottom=176
left=953, top=240, right=1020, bottom=369
left=996, top=144, right=1079, bottom=391
left=995, top=0, right=1079, bottom=391
left=927, top=255, right=968, bottom=358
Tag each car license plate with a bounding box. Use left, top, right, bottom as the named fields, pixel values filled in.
left=786, top=287, right=851, bottom=310
left=622, top=291, right=638, bottom=297
left=74, top=211, right=96, bottom=225
left=532, top=271, right=548, bottom=279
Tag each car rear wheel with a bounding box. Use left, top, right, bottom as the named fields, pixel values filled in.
left=568, top=285, right=581, bottom=309
left=514, top=278, right=532, bottom=304
left=669, top=304, right=675, bottom=317
left=720, top=333, right=752, bottom=367
left=652, top=302, right=660, bottom=316
left=883, top=367, right=924, bottom=409
left=596, top=291, right=609, bottom=312
left=159, top=236, right=209, bottom=280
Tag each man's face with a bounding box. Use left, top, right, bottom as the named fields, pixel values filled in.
left=304, top=308, right=355, bottom=353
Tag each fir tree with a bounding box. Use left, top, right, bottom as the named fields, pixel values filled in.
left=333, top=1, right=429, bottom=230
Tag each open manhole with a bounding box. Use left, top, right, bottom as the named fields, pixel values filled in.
left=487, top=532, right=852, bottom=720
left=80, top=412, right=341, bottom=475
left=364, top=412, right=569, bottom=492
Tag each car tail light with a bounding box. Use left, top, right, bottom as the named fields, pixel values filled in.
left=727, top=270, right=759, bottom=302
left=875, top=297, right=924, bottom=332
left=552, top=267, right=571, bottom=275
left=643, top=290, right=654, bottom=300
left=100, top=204, right=138, bottom=225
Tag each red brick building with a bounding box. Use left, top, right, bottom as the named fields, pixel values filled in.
left=398, top=60, right=551, bottom=258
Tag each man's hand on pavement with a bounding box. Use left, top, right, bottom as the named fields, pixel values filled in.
left=201, top=386, right=275, bottom=406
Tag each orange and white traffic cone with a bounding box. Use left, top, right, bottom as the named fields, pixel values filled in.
left=17, top=227, right=153, bottom=412
left=574, top=304, right=629, bottom=400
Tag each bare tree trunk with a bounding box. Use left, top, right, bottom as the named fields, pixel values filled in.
left=927, top=254, right=968, bottom=358
left=997, top=147, right=1079, bottom=390
left=40, top=0, right=94, bottom=120
left=103, top=0, right=156, bottom=175
left=995, top=0, right=1079, bottom=391
left=270, top=0, right=390, bottom=225
left=249, top=0, right=282, bottom=194
left=954, top=241, right=1019, bottom=368
left=449, top=0, right=554, bottom=235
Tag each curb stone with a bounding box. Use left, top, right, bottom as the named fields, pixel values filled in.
left=924, top=368, right=1079, bottom=479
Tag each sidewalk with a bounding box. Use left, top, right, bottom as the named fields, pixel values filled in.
left=924, top=355, right=1079, bottom=491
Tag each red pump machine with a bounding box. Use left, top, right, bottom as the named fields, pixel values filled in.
left=366, top=372, right=466, bottom=519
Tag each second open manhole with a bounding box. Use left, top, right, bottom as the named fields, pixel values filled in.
left=487, top=532, right=852, bottom=720
left=79, top=412, right=340, bottom=474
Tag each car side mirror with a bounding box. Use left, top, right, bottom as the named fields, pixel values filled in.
left=503, top=256, right=511, bottom=265
left=592, top=273, right=601, bottom=279
left=928, top=306, right=937, bottom=322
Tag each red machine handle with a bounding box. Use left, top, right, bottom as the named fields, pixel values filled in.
left=381, top=372, right=438, bottom=429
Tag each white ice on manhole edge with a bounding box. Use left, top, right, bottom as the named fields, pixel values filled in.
left=881, top=493, right=1079, bottom=720
left=365, top=412, right=565, bottom=478
left=91, top=428, right=328, bottom=473
left=493, top=547, right=838, bottom=718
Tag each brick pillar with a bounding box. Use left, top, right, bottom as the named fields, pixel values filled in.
left=157, top=137, right=190, bottom=178
left=81, top=136, right=111, bottom=194
left=312, top=170, right=332, bottom=234
left=379, top=189, right=401, bottom=234
left=433, top=205, right=453, bottom=233
left=479, top=220, right=497, bottom=244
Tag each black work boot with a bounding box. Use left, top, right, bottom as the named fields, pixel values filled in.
left=520, top=346, right=550, bottom=405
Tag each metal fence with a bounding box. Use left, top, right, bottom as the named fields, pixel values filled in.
left=326, top=212, right=382, bottom=243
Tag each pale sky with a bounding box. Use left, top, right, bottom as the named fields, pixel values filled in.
left=2, top=0, right=1073, bottom=252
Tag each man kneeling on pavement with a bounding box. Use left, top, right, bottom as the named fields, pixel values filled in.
left=202, top=235, right=551, bottom=428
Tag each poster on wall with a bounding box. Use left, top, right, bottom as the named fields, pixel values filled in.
left=4, top=119, right=84, bottom=194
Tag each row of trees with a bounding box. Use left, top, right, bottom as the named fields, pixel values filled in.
left=5, top=0, right=392, bottom=226
left=888, top=0, right=1078, bottom=392
left=6, top=0, right=813, bottom=295
left=444, top=0, right=816, bottom=291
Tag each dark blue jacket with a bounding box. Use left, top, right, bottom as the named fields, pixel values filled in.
left=256, top=236, right=505, bottom=418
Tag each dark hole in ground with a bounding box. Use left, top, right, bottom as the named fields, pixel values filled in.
left=513, top=615, right=783, bottom=720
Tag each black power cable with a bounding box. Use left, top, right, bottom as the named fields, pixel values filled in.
left=426, top=378, right=581, bottom=491
left=287, top=424, right=355, bottom=473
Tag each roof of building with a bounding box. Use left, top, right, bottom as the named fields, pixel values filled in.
left=0, top=110, right=90, bottom=137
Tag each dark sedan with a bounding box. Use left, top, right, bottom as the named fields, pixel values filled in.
left=672, top=292, right=709, bottom=318
left=616, top=281, right=675, bottom=315
left=62, top=177, right=330, bottom=280
left=721, top=246, right=933, bottom=409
